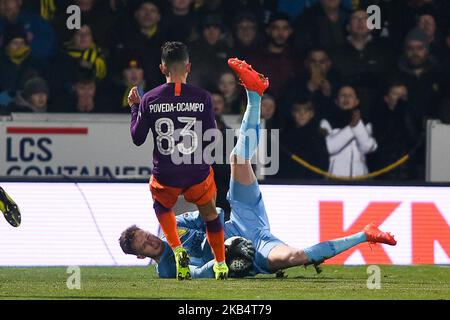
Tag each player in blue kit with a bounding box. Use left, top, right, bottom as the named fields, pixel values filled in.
left=120, top=58, right=396, bottom=278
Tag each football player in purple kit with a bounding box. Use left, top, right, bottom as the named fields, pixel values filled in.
left=127, top=42, right=229, bottom=280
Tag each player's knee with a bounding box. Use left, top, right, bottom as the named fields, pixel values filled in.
left=153, top=201, right=171, bottom=215
left=197, top=199, right=218, bottom=221
left=288, top=249, right=307, bottom=265
left=199, top=207, right=218, bottom=222
left=274, top=248, right=307, bottom=267
left=268, top=246, right=302, bottom=271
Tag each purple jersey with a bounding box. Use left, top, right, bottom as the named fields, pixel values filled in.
left=130, top=83, right=216, bottom=188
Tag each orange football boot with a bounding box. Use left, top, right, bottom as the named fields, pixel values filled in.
left=364, top=223, right=397, bottom=246
left=227, top=58, right=269, bottom=96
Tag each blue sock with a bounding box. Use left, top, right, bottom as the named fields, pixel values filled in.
left=232, top=90, right=261, bottom=160
left=303, top=232, right=367, bottom=263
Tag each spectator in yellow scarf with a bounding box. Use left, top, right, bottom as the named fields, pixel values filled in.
left=50, top=23, right=108, bottom=109
left=64, top=24, right=107, bottom=81
left=0, top=23, right=45, bottom=108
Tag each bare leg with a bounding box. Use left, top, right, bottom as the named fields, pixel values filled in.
left=267, top=245, right=309, bottom=272
left=197, top=195, right=217, bottom=222
left=197, top=195, right=226, bottom=264
left=230, top=154, right=256, bottom=186
left=267, top=231, right=369, bottom=272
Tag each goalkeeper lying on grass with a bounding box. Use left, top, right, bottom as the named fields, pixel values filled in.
left=119, top=58, right=397, bottom=278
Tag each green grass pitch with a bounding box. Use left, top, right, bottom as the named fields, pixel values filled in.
left=0, top=265, right=448, bottom=299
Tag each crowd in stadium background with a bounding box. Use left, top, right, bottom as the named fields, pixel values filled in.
left=0, top=0, right=449, bottom=182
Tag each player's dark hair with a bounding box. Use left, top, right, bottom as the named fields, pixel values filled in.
left=119, top=225, right=141, bottom=255
left=161, top=41, right=189, bottom=67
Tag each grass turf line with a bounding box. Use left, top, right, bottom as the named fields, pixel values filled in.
left=0, top=265, right=448, bottom=300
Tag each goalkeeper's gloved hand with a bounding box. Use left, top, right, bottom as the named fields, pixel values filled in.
left=226, top=237, right=255, bottom=262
